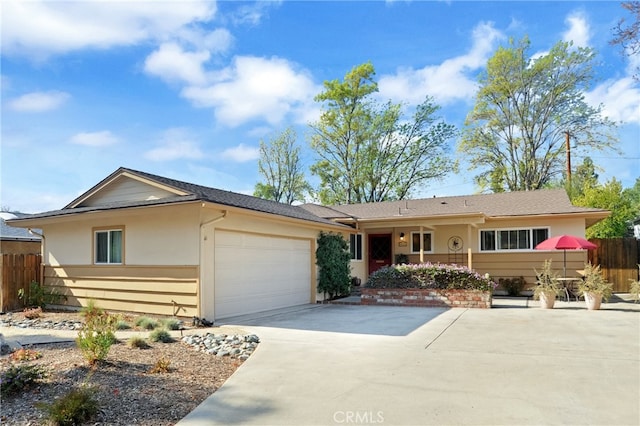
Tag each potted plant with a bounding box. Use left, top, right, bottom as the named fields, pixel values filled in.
left=578, top=262, right=612, bottom=310
left=531, top=260, right=562, bottom=309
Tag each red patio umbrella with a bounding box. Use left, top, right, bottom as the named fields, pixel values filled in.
left=535, top=235, right=597, bottom=277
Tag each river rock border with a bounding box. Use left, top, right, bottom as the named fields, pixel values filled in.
left=182, top=333, right=260, bottom=360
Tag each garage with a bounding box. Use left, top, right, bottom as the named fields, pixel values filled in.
left=214, top=230, right=312, bottom=319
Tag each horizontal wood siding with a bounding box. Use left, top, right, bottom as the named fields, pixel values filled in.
left=44, top=265, right=198, bottom=317
left=405, top=251, right=587, bottom=287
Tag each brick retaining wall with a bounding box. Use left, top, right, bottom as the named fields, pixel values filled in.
left=361, top=288, right=492, bottom=308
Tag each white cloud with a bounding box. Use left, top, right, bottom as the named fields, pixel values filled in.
left=144, top=128, right=204, bottom=162
left=144, top=43, right=211, bottom=86
left=1, top=0, right=216, bottom=59
left=69, top=131, right=119, bottom=147
left=562, top=10, right=590, bottom=48
left=221, top=143, right=259, bottom=162
left=8, top=90, right=70, bottom=112
left=586, top=77, right=640, bottom=124
left=378, top=22, right=504, bottom=105
left=181, top=56, right=320, bottom=126
left=176, top=27, right=233, bottom=53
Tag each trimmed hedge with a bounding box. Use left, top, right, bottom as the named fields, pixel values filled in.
left=365, top=263, right=496, bottom=292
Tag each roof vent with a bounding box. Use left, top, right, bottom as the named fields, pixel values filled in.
left=440, top=201, right=447, bottom=205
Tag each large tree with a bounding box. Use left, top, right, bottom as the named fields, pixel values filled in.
left=309, top=62, right=457, bottom=205
left=253, top=127, right=309, bottom=204
left=563, top=156, right=600, bottom=201
left=611, top=1, right=640, bottom=80
left=459, top=37, right=617, bottom=192
left=574, top=178, right=635, bottom=238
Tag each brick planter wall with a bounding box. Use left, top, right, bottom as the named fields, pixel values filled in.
left=361, top=288, right=492, bottom=309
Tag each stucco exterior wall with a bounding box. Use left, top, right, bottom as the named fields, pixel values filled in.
left=42, top=203, right=201, bottom=266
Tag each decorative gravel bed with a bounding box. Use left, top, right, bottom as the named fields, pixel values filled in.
left=0, top=310, right=260, bottom=425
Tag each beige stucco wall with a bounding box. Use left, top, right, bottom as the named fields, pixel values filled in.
left=42, top=203, right=201, bottom=266
left=37, top=203, right=203, bottom=316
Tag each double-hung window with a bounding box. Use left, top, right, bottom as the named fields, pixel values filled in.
left=350, top=233, right=363, bottom=261
left=411, top=232, right=433, bottom=253
left=95, top=228, right=123, bottom=264
left=480, top=228, right=548, bottom=251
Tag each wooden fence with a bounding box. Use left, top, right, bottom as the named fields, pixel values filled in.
left=1, top=254, right=42, bottom=312
left=588, top=238, right=640, bottom=293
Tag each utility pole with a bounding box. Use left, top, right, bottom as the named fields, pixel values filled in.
left=565, top=131, right=571, bottom=190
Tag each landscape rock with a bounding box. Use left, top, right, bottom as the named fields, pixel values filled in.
left=182, top=333, right=260, bottom=360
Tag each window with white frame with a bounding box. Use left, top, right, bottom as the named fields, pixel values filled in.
left=480, top=228, right=548, bottom=251
left=411, top=231, right=433, bottom=253
left=350, top=233, right=363, bottom=261
left=95, top=229, right=123, bottom=264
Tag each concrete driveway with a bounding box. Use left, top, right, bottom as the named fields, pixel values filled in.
left=178, top=300, right=640, bottom=426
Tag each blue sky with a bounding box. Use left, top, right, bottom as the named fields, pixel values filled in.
left=1, top=0, right=639, bottom=213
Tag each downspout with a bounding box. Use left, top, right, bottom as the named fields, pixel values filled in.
left=197, top=209, right=227, bottom=319
left=28, top=228, right=45, bottom=286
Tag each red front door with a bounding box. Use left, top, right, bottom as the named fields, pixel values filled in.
left=368, top=234, right=392, bottom=275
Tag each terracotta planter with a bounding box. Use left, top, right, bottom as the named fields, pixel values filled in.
left=584, top=292, right=602, bottom=310
left=538, top=291, right=556, bottom=309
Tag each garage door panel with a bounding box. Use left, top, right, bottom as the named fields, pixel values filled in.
left=214, top=231, right=311, bottom=319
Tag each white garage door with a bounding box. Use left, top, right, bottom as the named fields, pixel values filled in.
left=214, top=230, right=311, bottom=319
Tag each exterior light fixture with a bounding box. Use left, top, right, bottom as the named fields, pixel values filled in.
left=400, top=232, right=405, bottom=241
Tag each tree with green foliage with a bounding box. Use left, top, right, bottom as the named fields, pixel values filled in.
left=563, top=157, right=600, bottom=200
left=254, top=127, right=310, bottom=204
left=316, top=232, right=351, bottom=300
left=459, top=37, right=616, bottom=192
left=310, top=62, right=457, bottom=205
left=574, top=178, right=635, bottom=238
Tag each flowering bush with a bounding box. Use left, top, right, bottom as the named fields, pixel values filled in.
left=365, top=263, right=496, bottom=292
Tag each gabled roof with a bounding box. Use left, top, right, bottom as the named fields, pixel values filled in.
left=8, top=167, right=345, bottom=228
left=302, top=189, right=609, bottom=224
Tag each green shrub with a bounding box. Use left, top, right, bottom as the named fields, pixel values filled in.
left=316, top=232, right=351, bottom=299
left=365, top=263, right=496, bottom=292
left=499, top=276, right=527, bottom=296
left=38, top=386, right=99, bottom=426
left=135, top=316, right=159, bottom=330
left=115, top=319, right=131, bottom=330
left=76, top=300, right=117, bottom=366
left=149, top=329, right=173, bottom=343
left=1, top=364, right=48, bottom=397
left=127, top=337, right=150, bottom=349
left=160, top=318, right=182, bottom=330
left=17, top=281, right=67, bottom=309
